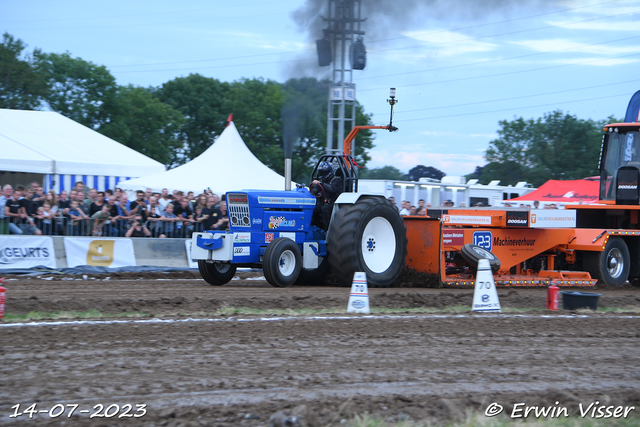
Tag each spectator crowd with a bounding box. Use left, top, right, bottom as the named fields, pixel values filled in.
left=0, top=182, right=229, bottom=238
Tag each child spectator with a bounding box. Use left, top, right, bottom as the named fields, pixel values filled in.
left=146, top=206, right=162, bottom=237
left=68, top=200, right=89, bottom=236
left=159, top=203, right=178, bottom=238
left=37, top=204, right=53, bottom=235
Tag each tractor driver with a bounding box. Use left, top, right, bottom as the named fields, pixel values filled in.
left=310, top=161, right=343, bottom=230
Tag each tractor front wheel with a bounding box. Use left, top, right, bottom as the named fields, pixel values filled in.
left=198, top=260, right=237, bottom=286
left=263, top=237, right=302, bottom=287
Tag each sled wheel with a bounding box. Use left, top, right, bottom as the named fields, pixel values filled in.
left=263, top=237, right=302, bottom=287
left=198, top=260, right=237, bottom=286
left=460, top=244, right=501, bottom=273
left=294, top=257, right=330, bottom=286
left=583, top=237, right=630, bottom=286
left=328, top=197, right=407, bottom=288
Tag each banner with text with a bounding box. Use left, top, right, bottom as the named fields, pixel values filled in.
left=0, top=236, right=56, bottom=268
left=63, top=238, right=136, bottom=268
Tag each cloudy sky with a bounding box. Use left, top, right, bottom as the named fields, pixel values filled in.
left=2, top=0, right=639, bottom=178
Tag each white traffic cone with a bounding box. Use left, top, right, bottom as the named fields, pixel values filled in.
left=347, top=272, right=370, bottom=313
left=472, top=259, right=501, bottom=312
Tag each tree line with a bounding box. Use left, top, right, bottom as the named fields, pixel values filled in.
left=0, top=33, right=375, bottom=184
left=1, top=32, right=620, bottom=187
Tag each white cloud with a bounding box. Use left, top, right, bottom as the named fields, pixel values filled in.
left=513, top=39, right=640, bottom=56
left=395, top=29, right=498, bottom=57
left=548, top=19, right=640, bottom=31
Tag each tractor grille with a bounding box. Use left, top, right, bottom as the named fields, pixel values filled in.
left=227, top=193, right=251, bottom=227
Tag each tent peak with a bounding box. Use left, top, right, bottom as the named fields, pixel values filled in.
left=227, top=114, right=233, bottom=127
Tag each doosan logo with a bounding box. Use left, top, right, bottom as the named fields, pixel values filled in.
left=507, top=218, right=527, bottom=224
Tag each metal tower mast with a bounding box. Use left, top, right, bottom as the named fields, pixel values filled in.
left=319, top=0, right=365, bottom=155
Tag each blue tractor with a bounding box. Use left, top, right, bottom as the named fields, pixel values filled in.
left=191, top=97, right=407, bottom=287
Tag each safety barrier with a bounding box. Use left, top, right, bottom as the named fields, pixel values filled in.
left=1, top=217, right=206, bottom=239
left=0, top=235, right=194, bottom=269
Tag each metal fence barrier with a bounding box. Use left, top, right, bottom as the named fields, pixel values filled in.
left=1, top=217, right=209, bottom=238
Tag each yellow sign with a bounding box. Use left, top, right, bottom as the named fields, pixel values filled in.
left=86, top=240, right=115, bottom=266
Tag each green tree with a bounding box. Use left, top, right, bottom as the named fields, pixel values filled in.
left=99, top=85, right=184, bottom=166
left=526, top=111, right=602, bottom=185
left=38, top=52, right=117, bottom=129
left=359, top=165, right=408, bottom=180
left=0, top=33, right=48, bottom=109
left=154, top=74, right=230, bottom=163
left=482, top=111, right=604, bottom=186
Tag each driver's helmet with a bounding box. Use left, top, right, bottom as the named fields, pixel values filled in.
left=317, top=161, right=334, bottom=179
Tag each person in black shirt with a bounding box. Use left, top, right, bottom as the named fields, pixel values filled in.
left=129, top=191, right=148, bottom=221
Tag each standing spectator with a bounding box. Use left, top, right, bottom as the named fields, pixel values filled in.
left=202, top=196, right=223, bottom=231
left=129, top=191, right=148, bottom=221
left=103, top=196, right=121, bottom=236
left=105, top=189, right=114, bottom=202
left=0, top=185, right=13, bottom=233
left=91, top=204, right=112, bottom=236
left=399, top=200, right=410, bottom=216
left=147, top=195, right=160, bottom=217
left=84, top=188, right=97, bottom=213
left=36, top=203, right=54, bottom=235
left=58, top=191, right=70, bottom=215
left=115, top=193, right=133, bottom=234
left=2, top=185, right=23, bottom=235
left=145, top=188, right=153, bottom=201
left=175, top=199, right=195, bottom=237
left=157, top=188, right=171, bottom=215
left=409, top=206, right=417, bottom=215
left=89, top=191, right=107, bottom=216
left=159, top=203, right=178, bottom=238
left=186, top=191, right=195, bottom=206
left=125, top=216, right=151, bottom=237
left=73, top=181, right=88, bottom=200
left=67, top=200, right=89, bottom=236
left=32, top=185, right=46, bottom=211
left=146, top=206, right=162, bottom=237
left=217, top=201, right=229, bottom=231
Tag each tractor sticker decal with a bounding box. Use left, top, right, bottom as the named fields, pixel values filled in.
left=268, top=216, right=296, bottom=229
left=472, top=231, right=492, bottom=252
left=234, top=246, right=250, bottom=256
left=265, top=233, right=274, bottom=243
left=258, top=197, right=316, bottom=205
left=252, top=218, right=262, bottom=225
left=233, top=233, right=251, bottom=243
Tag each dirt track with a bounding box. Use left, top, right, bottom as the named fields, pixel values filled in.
left=1, top=272, right=640, bottom=426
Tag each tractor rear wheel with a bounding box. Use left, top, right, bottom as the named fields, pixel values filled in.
left=583, top=237, right=630, bottom=286
left=198, top=260, right=236, bottom=286
left=328, top=197, right=407, bottom=287
left=263, top=237, right=302, bottom=287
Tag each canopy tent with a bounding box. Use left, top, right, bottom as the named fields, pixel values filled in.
left=505, top=178, right=600, bottom=207
left=0, top=109, right=165, bottom=193
left=119, top=120, right=289, bottom=196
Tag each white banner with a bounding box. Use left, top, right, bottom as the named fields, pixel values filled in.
left=63, top=238, right=136, bottom=268
left=0, top=236, right=56, bottom=268
left=529, top=210, right=577, bottom=228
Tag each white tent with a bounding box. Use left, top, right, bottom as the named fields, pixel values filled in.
left=119, top=120, right=288, bottom=196
left=0, top=109, right=165, bottom=193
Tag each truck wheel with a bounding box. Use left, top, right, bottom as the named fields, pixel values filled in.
left=263, top=237, right=302, bottom=287
left=328, top=197, right=407, bottom=287
left=584, top=237, right=630, bottom=286
left=294, top=258, right=330, bottom=286
left=198, top=260, right=237, bottom=286
left=460, top=244, right=501, bottom=273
